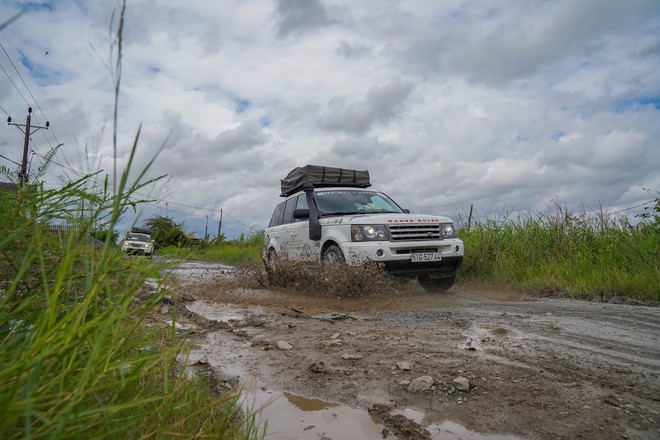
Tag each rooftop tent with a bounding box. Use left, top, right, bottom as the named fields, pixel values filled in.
left=280, top=165, right=371, bottom=197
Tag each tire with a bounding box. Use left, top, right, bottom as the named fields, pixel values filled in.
left=322, top=244, right=345, bottom=265
left=266, top=248, right=278, bottom=266
left=418, top=275, right=455, bottom=292
left=263, top=248, right=279, bottom=274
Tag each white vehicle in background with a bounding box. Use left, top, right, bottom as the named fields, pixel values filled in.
left=263, top=165, right=464, bottom=291
left=121, top=229, right=155, bottom=257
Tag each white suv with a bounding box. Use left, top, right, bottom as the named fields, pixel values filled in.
left=263, top=166, right=463, bottom=291
left=121, top=232, right=154, bottom=257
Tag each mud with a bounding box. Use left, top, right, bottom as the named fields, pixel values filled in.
left=159, top=261, right=660, bottom=440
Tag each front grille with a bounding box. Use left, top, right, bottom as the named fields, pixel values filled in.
left=395, top=248, right=438, bottom=254
left=388, top=224, right=441, bottom=241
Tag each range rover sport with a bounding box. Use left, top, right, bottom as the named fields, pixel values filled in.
left=263, top=165, right=463, bottom=291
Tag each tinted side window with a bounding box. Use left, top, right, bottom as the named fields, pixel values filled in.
left=268, top=202, right=285, bottom=227
left=281, top=197, right=297, bottom=225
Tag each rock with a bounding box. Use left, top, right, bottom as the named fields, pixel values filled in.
left=309, top=362, right=331, bottom=374
left=277, top=340, right=293, bottom=350
left=341, top=353, right=363, bottom=360
left=407, top=375, right=434, bottom=392
left=453, top=376, right=470, bottom=392
left=322, top=339, right=343, bottom=347
left=399, top=379, right=411, bottom=387
left=330, top=332, right=341, bottom=340
left=396, top=361, right=411, bottom=371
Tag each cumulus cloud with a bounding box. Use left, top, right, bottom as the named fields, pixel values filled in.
left=319, top=77, right=414, bottom=133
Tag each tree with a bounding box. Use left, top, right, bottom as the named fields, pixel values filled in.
left=91, top=228, right=119, bottom=244
left=143, top=215, right=185, bottom=248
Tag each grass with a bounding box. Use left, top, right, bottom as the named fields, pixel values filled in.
left=456, top=202, right=660, bottom=301
left=0, top=149, right=263, bottom=439
left=159, top=235, right=264, bottom=267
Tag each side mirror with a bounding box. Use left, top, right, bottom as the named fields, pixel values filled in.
left=403, top=208, right=410, bottom=213
left=293, top=208, right=310, bottom=219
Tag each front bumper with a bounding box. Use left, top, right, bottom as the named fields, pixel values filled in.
left=122, top=245, right=153, bottom=256
left=340, top=238, right=464, bottom=277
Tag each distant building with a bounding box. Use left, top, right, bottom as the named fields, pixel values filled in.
left=0, top=182, right=19, bottom=194
left=184, top=231, right=203, bottom=244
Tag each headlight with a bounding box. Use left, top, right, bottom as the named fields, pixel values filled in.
left=442, top=223, right=456, bottom=238
left=351, top=225, right=388, bottom=241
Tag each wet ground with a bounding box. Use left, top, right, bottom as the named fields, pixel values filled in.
left=155, top=260, right=660, bottom=440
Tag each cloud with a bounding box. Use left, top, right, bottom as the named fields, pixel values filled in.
left=274, top=0, right=331, bottom=38
left=318, top=76, right=414, bottom=133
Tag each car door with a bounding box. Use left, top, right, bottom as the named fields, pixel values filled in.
left=292, top=194, right=319, bottom=261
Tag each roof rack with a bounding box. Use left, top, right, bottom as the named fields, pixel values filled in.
left=280, top=165, right=371, bottom=197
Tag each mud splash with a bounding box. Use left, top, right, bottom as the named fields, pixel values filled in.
left=264, top=260, right=397, bottom=298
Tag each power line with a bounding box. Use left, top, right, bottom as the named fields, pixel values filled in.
left=0, top=42, right=58, bottom=149
left=0, top=61, right=31, bottom=108
left=30, top=150, right=256, bottom=229
left=0, top=102, right=11, bottom=117
left=0, top=153, right=20, bottom=166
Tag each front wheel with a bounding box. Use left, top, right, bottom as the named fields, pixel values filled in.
left=418, top=275, right=455, bottom=292
left=322, top=245, right=345, bottom=265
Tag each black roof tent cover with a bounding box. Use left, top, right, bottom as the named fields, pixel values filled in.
left=280, top=165, right=371, bottom=197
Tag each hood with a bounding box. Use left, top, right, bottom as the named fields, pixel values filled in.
left=320, top=212, right=453, bottom=225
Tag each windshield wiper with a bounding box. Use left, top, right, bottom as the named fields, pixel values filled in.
left=320, top=211, right=360, bottom=216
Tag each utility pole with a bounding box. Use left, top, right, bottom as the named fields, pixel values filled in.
left=217, top=209, right=223, bottom=239
left=7, top=107, right=49, bottom=186
left=205, top=215, right=209, bottom=241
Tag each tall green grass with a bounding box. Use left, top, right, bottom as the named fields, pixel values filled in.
left=0, top=150, right=262, bottom=438
left=456, top=202, right=659, bottom=300
left=159, top=233, right=264, bottom=266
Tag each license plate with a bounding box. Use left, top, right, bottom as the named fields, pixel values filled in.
left=411, top=252, right=442, bottom=262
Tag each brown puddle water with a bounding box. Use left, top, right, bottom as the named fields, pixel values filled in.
left=243, top=390, right=521, bottom=440
left=245, top=389, right=393, bottom=439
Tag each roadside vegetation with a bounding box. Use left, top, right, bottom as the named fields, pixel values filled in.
left=159, top=237, right=263, bottom=266
left=456, top=197, right=660, bottom=301
left=0, top=152, right=262, bottom=438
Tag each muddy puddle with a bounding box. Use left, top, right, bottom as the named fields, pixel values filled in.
left=169, top=260, right=235, bottom=285
left=186, top=301, right=249, bottom=322
left=246, top=389, right=393, bottom=439
left=242, top=388, right=522, bottom=440
left=186, top=299, right=522, bottom=440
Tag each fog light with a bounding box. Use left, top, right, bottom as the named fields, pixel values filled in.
left=376, top=249, right=384, bottom=257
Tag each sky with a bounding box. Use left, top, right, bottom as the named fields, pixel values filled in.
left=0, top=0, right=659, bottom=240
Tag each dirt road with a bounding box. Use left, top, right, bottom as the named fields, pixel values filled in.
left=161, top=261, right=660, bottom=440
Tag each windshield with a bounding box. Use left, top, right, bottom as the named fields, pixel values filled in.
left=315, top=190, right=403, bottom=215
left=127, top=234, right=151, bottom=242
